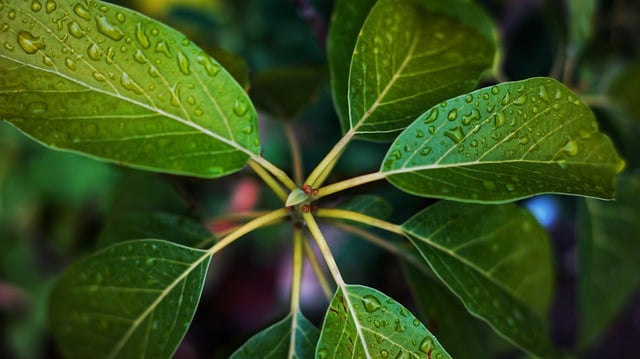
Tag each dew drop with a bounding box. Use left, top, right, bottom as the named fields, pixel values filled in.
left=73, top=3, right=91, bottom=21
left=462, top=109, right=480, bottom=125
left=444, top=126, right=464, bottom=144
left=120, top=72, right=143, bottom=94
left=67, top=21, right=85, bottom=38
left=494, top=111, right=506, bottom=128
left=242, top=125, right=254, bottom=135
left=31, top=0, right=42, bottom=12
left=412, top=319, right=420, bottom=327
left=317, top=348, right=328, bottom=359
left=0, top=2, right=4, bottom=11
left=423, top=108, right=439, bottom=124
left=116, top=12, right=125, bottom=23
left=390, top=149, right=401, bottom=160
left=561, top=139, right=579, bottom=156
left=501, top=91, right=511, bottom=105
left=465, top=94, right=473, bottom=103
left=415, top=129, right=424, bottom=138
left=42, top=55, right=54, bottom=66
left=518, top=135, right=530, bottom=145
left=206, top=166, right=223, bottom=176
left=148, top=65, right=160, bottom=77
left=177, top=51, right=190, bottom=75
left=135, top=22, right=150, bottom=49
left=64, top=57, right=76, bottom=70
left=197, top=53, right=220, bottom=77
left=92, top=72, right=107, bottom=82
left=96, top=15, right=124, bottom=40
left=233, top=98, right=249, bottom=116
left=514, top=93, right=527, bottom=105
left=419, top=337, right=434, bottom=354
left=420, top=147, right=432, bottom=156
left=87, top=43, right=102, bottom=60
left=538, top=86, right=550, bottom=103
left=8, top=9, right=16, bottom=19
left=17, top=31, right=45, bottom=54
left=506, top=184, right=515, bottom=191
left=428, top=125, right=436, bottom=135
left=155, top=40, right=171, bottom=57
left=394, top=319, right=405, bottom=333
left=133, top=49, right=146, bottom=64
left=447, top=108, right=458, bottom=121
left=483, top=180, right=496, bottom=191
left=105, top=46, right=115, bottom=64
left=3, top=42, right=14, bottom=51
left=491, top=86, right=499, bottom=95
left=361, top=294, right=382, bottom=313
left=380, top=349, right=389, bottom=358
left=46, top=0, right=56, bottom=13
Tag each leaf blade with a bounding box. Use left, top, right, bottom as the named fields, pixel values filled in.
left=382, top=77, right=625, bottom=202
left=402, top=201, right=556, bottom=357
left=50, top=240, right=211, bottom=359
left=0, top=0, right=258, bottom=178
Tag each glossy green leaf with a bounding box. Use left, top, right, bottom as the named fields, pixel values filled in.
left=338, top=195, right=392, bottom=220
left=251, top=67, right=324, bottom=120
left=230, top=312, right=320, bottom=359
left=327, top=0, right=377, bottom=130
left=97, top=212, right=213, bottom=249
left=382, top=77, right=625, bottom=203
left=0, top=0, right=259, bottom=178
left=347, top=0, right=497, bottom=141
left=316, top=284, right=450, bottom=358
left=402, top=201, right=556, bottom=357
left=578, top=174, right=640, bottom=348
left=208, top=47, right=250, bottom=92
left=403, top=263, right=496, bottom=359
left=50, top=240, right=211, bottom=358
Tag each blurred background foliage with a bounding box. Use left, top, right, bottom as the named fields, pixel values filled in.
left=0, top=0, right=639, bottom=358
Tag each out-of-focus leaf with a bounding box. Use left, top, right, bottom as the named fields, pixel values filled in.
left=97, top=212, right=212, bottom=249
left=0, top=0, right=259, bottom=178
left=382, top=78, right=625, bottom=203
left=346, top=0, right=498, bottom=141
left=50, top=240, right=211, bottom=358
left=209, top=47, right=250, bottom=92
left=567, top=0, right=597, bottom=56
left=403, top=201, right=557, bottom=357
left=316, top=284, right=450, bottom=358
left=251, top=67, right=324, bottom=120
left=608, top=64, right=640, bottom=121
left=230, top=312, right=319, bottom=359
left=578, top=174, right=640, bottom=348
left=337, top=195, right=392, bottom=220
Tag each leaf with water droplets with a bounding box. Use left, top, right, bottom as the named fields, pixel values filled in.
left=230, top=312, right=320, bottom=359
left=316, top=284, right=451, bottom=358
left=402, top=201, right=557, bottom=357
left=577, top=174, right=640, bottom=348
left=0, top=0, right=258, bottom=178
left=381, top=77, right=625, bottom=203
left=345, top=0, right=498, bottom=141
left=50, top=239, right=211, bottom=359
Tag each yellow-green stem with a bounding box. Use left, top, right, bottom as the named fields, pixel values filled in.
left=303, top=240, right=333, bottom=300
left=306, top=128, right=356, bottom=188
left=317, top=172, right=386, bottom=200
left=249, top=161, right=288, bottom=202
left=288, top=229, right=304, bottom=358
left=251, top=157, right=297, bottom=191
left=316, top=208, right=405, bottom=236
left=285, top=123, right=304, bottom=186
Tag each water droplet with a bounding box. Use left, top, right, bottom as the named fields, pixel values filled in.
left=361, top=294, right=382, bottom=313
left=3, top=42, right=14, bottom=51
left=46, top=0, right=56, bottom=13
left=514, top=93, right=527, bottom=105
left=465, top=94, right=473, bottom=103
left=31, top=0, right=42, bottom=12
left=562, top=139, right=579, bottom=156
left=390, top=150, right=401, bottom=160
left=17, top=31, right=45, bottom=54
left=412, top=319, right=420, bottom=327
left=242, top=125, right=253, bottom=135
left=428, top=125, right=436, bottom=135
left=67, top=21, right=85, bottom=38
left=506, top=184, right=515, bottom=191
left=381, top=349, right=389, bottom=358
left=73, top=3, right=91, bottom=21
left=155, top=40, right=171, bottom=57
left=196, top=53, right=220, bottom=77
left=317, top=348, right=328, bottom=359
left=493, top=111, right=506, bottom=128
left=491, top=86, right=499, bottom=95
left=148, top=65, right=160, bottom=77
left=394, top=319, right=405, bottom=332
left=447, top=109, right=458, bottom=121
left=518, top=135, right=530, bottom=145
left=132, top=22, right=151, bottom=49
left=415, top=129, right=424, bottom=138
left=483, top=180, right=496, bottom=191
left=93, top=72, right=107, bottom=81
left=233, top=98, right=249, bottom=116
left=444, top=126, right=464, bottom=144
left=420, top=337, right=433, bottom=354
left=116, top=12, right=125, bottom=23
left=42, top=55, right=54, bottom=66
left=538, top=86, right=550, bottom=103
left=64, top=57, right=76, bottom=70
left=87, top=43, right=102, bottom=60
left=177, top=51, right=190, bottom=75
left=423, top=108, right=439, bottom=124
left=462, top=109, right=480, bottom=125
left=420, top=147, right=432, bottom=156
left=206, top=166, right=223, bottom=176
left=501, top=91, right=511, bottom=105
left=133, top=49, right=146, bottom=64
left=105, top=46, right=115, bottom=64
left=96, top=15, right=124, bottom=40
left=120, top=72, right=143, bottom=94
left=8, top=10, right=16, bottom=19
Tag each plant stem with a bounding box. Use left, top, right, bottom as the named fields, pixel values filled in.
left=303, top=240, right=333, bottom=300
left=208, top=208, right=288, bottom=255
left=306, top=128, right=355, bottom=188
left=249, top=161, right=288, bottom=202
left=317, top=208, right=405, bottom=236
left=317, top=171, right=386, bottom=199
left=251, top=156, right=298, bottom=191
left=285, top=123, right=304, bottom=186
left=302, top=212, right=345, bottom=286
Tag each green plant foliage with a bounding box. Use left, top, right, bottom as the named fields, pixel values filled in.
left=0, top=0, right=259, bottom=178
left=230, top=312, right=320, bottom=359
left=403, top=201, right=556, bottom=357
left=316, top=285, right=451, bottom=359
left=337, top=195, right=392, bottom=221
left=578, top=174, right=640, bottom=348
left=382, top=78, right=625, bottom=202
left=345, top=0, right=497, bottom=141
left=567, top=0, right=597, bottom=56
left=50, top=240, right=211, bottom=358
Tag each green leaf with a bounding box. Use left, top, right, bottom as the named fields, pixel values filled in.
left=567, top=0, right=597, bottom=56
left=578, top=174, right=640, bottom=348
left=403, top=263, right=497, bottom=359
left=286, top=188, right=309, bottom=207
left=338, top=195, right=392, bottom=220
left=608, top=64, right=640, bottom=121
left=230, top=312, right=320, bottom=359
left=251, top=67, right=325, bottom=120
left=50, top=240, right=211, bottom=358
left=402, top=201, right=556, bottom=357
left=208, top=47, right=250, bottom=92
left=347, top=0, right=498, bottom=141
left=316, top=284, right=450, bottom=358
left=97, top=212, right=213, bottom=249
left=0, top=0, right=259, bottom=178
left=327, top=0, right=377, bottom=130
left=382, top=77, right=625, bottom=203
